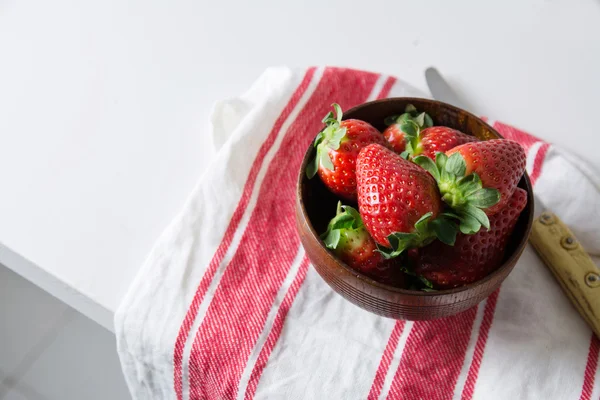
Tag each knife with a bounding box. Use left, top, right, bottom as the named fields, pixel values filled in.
left=425, top=67, right=600, bottom=337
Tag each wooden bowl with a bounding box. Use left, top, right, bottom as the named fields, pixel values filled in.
left=295, top=98, right=534, bottom=320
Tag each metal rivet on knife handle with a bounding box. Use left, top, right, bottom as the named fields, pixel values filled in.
left=561, top=235, right=579, bottom=250
left=586, top=273, right=600, bottom=289
left=539, top=212, right=555, bottom=225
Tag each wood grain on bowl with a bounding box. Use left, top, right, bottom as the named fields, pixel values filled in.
left=295, top=98, right=534, bottom=320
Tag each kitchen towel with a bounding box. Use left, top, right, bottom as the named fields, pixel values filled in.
left=115, top=66, right=600, bottom=400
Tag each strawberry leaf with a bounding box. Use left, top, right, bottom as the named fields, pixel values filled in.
left=327, top=127, right=347, bottom=150
left=377, top=232, right=417, bottom=259
left=458, top=213, right=481, bottom=234
left=306, top=150, right=320, bottom=178
left=399, top=264, right=436, bottom=291
left=308, top=104, right=349, bottom=177
left=399, top=113, right=412, bottom=122
left=400, top=120, right=419, bottom=137
left=341, top=205, right=363, bottom=229
left=430, top=217, right=458, bottom=246
left=424, top=114, right=434, bottom=128
left=330, top=214, right=355, bottom=230
left=445, top=152, right=467, bottom=177
left=313, top=131, right=325, bottom=147
left=435, top=152, right=448, bottom=171
left=321, top=111, right=335, bottom=124
left=321, top=229, right=341, bottom=249
left=456, top=175, right=481, bottom=197
left=320, top=202, right=365, bottom=250
left=461, top=204, right=490, bottom=230
left=466, top=188, right=500, bottom=208
left=405, top=104, right=417, bottom=114
left=378, top=211, right=453, bottom=259
left=319, top=147, right=334, bottom=171
left=414, top=212, right=433, bottom=234
left=405, top=142, right=415, bottom=157
left=384, top=112, right=414, bottom=127
left=414, top=112, right=426, bottom=127
left=419, top=276, right=434, bottom=288
left=413, top=156, right=440, bottom=181
left=332, top=103, right=343, bottom=123
left=441, top=212, right=461, bottom=220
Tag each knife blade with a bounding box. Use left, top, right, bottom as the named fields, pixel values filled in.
left=425, top=67, right=600, bottom=338
left=425, top=67, right=472, bottom=113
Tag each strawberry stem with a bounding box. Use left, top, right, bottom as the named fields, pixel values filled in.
left=306, top=104, right=348, bottom=179
left=413, top=152, right=500, bottom=234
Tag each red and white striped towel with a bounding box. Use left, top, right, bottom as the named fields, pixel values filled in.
left=115, top=67, right=600, bottom=400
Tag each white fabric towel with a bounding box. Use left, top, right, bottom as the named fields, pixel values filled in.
left=115, top=66, right=600, bottom=400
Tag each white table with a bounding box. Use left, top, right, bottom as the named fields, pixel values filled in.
left=1, top=0, right=599, bottom=332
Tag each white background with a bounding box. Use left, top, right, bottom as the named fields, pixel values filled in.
left=1, top=0, right=599, bottom=330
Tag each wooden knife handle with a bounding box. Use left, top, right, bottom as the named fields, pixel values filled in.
left=530, top=212, right=600, bottom=338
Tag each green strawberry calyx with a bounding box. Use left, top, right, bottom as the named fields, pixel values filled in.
left=399, top=265, right=436, bottom=290
left=320, top=201, right=366, bottom=250
left=413, top=152, right=500, bottom=234
left=384, top=104, right=433, bottom=159
left=377, top=212, right=458, bottom=259
left=306, top=104, right=347, bottom=179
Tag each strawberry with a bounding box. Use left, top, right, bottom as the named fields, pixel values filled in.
left=382, top=123, right=408, bottom=154
left=383, top=105, right=477, bottom=159
left=414, top=139, right=526, bottom=234
left=374, top=263, right=407, bottom=288
left=356, top=144, right=457, bottom=258
left=321, top=201, right=394, bottom=280
left=411, top=188, right=527, bottom=289
left=446, top=140, right=526, bottom=215
left=306, top=104, right=388, bottom=201
left=416, top=126, right=478, bottom=159
left=383, top=104, right=433, bottom=154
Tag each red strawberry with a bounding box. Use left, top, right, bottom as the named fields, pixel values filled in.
left=373, top=263, right=407, bottom=288
left=417, top=126, right=478, bottom=159
left=321, top=202, right=394, bottom=281
left=414, top=139, right=526, bottom=235
left=356, top=144, right=457, bottom=258
left=306, top=104, right=388, bottom=201
left=383, top=104, right=433, bottom=154
left=446, top=139, right=526, bottom=215
left=411, top=188, right=527, bottom=289
left=383, top=123, right=407, bottom=153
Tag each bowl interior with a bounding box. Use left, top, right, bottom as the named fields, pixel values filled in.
left=299, top=97, right=533, bottom=295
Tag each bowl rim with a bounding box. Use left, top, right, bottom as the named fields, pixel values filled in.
left=297, top=96, right=534, bottom=297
